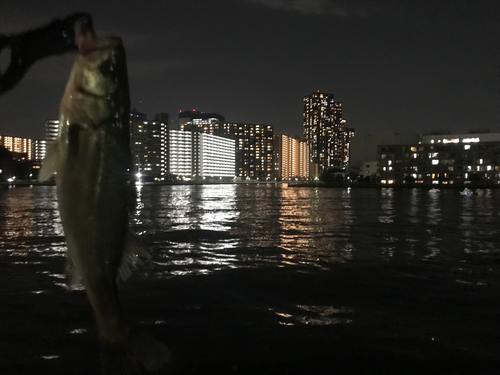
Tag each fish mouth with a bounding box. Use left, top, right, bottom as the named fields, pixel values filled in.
left=76, top=20, right=123, bottom=57
left=75, top=15, right=98, bottom=55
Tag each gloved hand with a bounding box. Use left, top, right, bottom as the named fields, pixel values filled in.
left=0, top=12, right=93, bottom=94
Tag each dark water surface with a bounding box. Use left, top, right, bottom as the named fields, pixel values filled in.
left=1, top=184, right=499, bottom=374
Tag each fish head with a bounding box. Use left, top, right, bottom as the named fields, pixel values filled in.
left=77, top=28, right=121, bottom=98
left=60, top=24, right=130, bottom=128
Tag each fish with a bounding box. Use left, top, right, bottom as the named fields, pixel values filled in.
left=39, top=22, right=170, bottom=373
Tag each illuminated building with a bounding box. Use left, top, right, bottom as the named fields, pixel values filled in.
left=45, top=119, right=59, bottom=146
left=345, top=128, right=355, bottom=165
left=378, top=133, right=500, bottom=186
left=0, top=135, right=46, bottom=161
left=169, top=130, right=192, bottom=177
left=299, top=140, right=309, bottom=178
left=0, top=135, right=46, bottom=180
left=221, top=123, right=274, bottom=180
left=178, top=110, right=225, bottom=134
left=273, top=135, right=309, bottom=180
left=168, top=130, right=235, bottom=179
left=129, top=110, right=168, bottom=181
left=303, top=92, right=351, bottom=178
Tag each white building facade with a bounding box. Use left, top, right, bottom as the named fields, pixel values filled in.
left=169, top=130, right=235, bottom=179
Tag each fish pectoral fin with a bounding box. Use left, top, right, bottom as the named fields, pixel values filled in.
left=65, top=257, right=84, bottom=291
left=117, top=232, right=151, bottom=282
left=38, top=141, right=60, bottom=181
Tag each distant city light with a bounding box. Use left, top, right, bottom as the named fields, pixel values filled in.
left=462, top=137, right=480, bottom=143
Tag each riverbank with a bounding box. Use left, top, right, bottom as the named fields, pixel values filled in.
left=2, top=179, right=499, bottom=190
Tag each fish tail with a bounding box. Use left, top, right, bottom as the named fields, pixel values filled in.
left=100, top=329, right=171, bottom=374
left=116, top=232, right=151, bottom=283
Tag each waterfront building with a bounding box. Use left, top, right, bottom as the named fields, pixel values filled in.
left=378, top=133, right=500, bottom=187
left=221, top=123, right=274, bottom=180
left=178, top=110, right=225, bottom=134
left=44, top=119, right=59, bottom=146
left=129, top=110, right=168, bottom=181
left=273, top=135, right=309, bottom=180
left=299, top=140, right=309, bottom=178
left=303, top=91, right=351, bottom=179
left=169, top=130, right=193, bottom=178
left=0, top=135, right=46, bottom=161
left=169, top=130, right=235, bottom=179
left=0, top=135, right=46, bottom=179
left=345, top=128, right=355, bottom=166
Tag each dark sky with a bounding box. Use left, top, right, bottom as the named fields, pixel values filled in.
left=1, top=0, right=499, bottom=146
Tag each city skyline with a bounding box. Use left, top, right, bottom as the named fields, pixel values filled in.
left=0, top=1, right=498, bottom=142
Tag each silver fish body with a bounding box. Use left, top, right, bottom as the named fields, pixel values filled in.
left=40, top=28, right=169, bottom=373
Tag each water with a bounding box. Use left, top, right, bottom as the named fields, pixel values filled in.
left=1, top=184, right=499, bottom=374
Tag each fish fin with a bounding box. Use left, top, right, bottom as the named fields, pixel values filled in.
left=38, top=141, right=60, bottom=182
left=64, top=257, right=85, bottom=291
left=100, top=329, right=171, bottom=374
left=117, top=232, right=151, bottom=283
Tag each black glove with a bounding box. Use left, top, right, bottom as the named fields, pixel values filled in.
left=0, top=12, right=93, bottom=94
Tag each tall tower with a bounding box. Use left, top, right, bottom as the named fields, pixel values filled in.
left=129, top=110, right=168, bottom=181
left=222, top=123, right=274, bottom=180
left=303, top=92, right=347, bottom=178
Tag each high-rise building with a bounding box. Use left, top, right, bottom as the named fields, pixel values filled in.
left=221, top=123, right=274, bottom=180
left=273, top=135, right=296, bottom=180
left=0, top=135, right=47, bottom=179
left=299, top=140, right=309, bottom=178
left=129, top=110, right=168, bottom=181
left=178, top=110, right=225, bottom=134
left=0, top=135, right=45, bottom=161
left=273, top=135, right=309, bottom=180
left=45, top=119, right=59, bottom=146
left=345, top=127, right=355, bottom=166
left=168, top=130, right=235, bottom=179
left=31, top=139, right=46, bottom=161
left=303, top=92, right=351, bottom=178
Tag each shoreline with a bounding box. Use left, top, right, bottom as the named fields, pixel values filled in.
left=1, top=179, right=498, bottom=190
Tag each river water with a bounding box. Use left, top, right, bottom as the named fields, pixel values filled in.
left=0, top=184, right=499, bottom=374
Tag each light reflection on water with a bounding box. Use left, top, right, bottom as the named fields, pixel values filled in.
left=2, top=184, right=500, bottom=280
left=0, top=186, right=64, bottom=261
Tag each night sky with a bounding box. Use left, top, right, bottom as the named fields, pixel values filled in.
left=0, top=0, right=499, bottom=165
